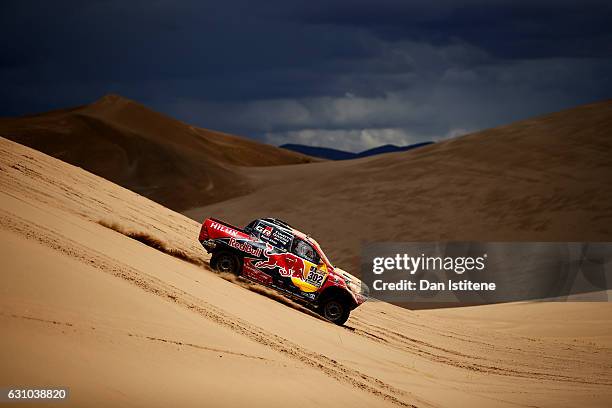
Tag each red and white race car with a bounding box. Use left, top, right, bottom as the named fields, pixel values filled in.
left=199, top=217, right=368, bottom=325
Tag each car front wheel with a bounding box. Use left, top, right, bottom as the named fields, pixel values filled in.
left=320, top=298, right=351, bottom=325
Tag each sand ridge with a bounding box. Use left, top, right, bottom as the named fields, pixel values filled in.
left=186, top=99, right=612, bottom=271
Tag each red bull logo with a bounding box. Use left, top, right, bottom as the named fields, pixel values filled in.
left=255, top=245, right=304, bottom=278
left=228, top=237, right=262, bottom=257
left=284, top=254, right=305, bottom=277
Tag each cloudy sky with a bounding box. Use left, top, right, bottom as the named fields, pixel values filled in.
left=1, top=0, right=611, bottom=151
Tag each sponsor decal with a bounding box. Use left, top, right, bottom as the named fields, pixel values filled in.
left=255, top=223, right=293, bottom=249
left=305, top=266, right=326, bottom=287
left=228, top=237, right=262, bottom=257
left=243, top=261, right=273, bottom=285
left=291, top=260, right=326, bottom=293
left=255, top=245, right=304, bottom=278
left=209, top=221, right=239, bottom=237
left=271, top=229, right=292, bottom=245
left=254, top=224, right=268, bottom=235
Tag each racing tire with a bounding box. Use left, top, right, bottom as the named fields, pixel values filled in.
left=210, top=251, right=242, bottom=275
left=319, top=298, right=351, bottom=325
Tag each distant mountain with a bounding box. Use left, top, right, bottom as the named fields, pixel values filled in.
left=355, top=142, right=434, bottom=158
left=279, top=144, right=357, bottom=160
left=280, top=142, right=434, bottom=160
left=0, top=94, right=316, bottom=211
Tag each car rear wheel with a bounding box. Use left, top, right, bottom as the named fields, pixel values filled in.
left=211, top=252, right=241, bottom=275
left=320, top=298, right=350, bottom=325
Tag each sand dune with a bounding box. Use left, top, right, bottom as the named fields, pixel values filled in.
left=186, top=100, right=612, bottom=271
left=4, top=96, right=610, bottom=276
left=1, top=136, right=611, bottom=407
left=0, top=94, right=315, bottom=211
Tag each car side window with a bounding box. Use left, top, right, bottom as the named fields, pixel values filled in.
left=244, top=220, right=258, bottom=236
left=292, top=239, right=319, bottom=264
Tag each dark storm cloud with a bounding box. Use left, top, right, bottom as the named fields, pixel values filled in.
left=1, top=0, right=611, bottom=151
left=297, top=0, right=612, bottom=58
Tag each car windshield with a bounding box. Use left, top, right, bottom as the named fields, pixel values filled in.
left=311, top=240, right=332, bottom=267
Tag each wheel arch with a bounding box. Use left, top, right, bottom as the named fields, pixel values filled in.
left=317, top=286, right=357, bottom=310
left=210, top=241, right=245, bottom=260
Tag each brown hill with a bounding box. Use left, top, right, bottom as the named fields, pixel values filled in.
left=186, top=100, right=612, bottom=270
left=0, top=94, right=315, bottom=210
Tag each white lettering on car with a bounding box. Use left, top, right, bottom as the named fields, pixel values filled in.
left=210, top=221, right=239, bottom=237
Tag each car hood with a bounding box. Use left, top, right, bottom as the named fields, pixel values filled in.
left=334, top=267, right=369, bottom=297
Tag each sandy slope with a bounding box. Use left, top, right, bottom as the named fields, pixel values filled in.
left=186, top=100, right=612, bottom=271
left=1, top=137, right=611, bottom=407
left=425, top=302, right=612, bottom=347
left=0, top=94, right=315, bottom=211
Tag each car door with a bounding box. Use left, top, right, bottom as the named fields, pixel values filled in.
left=249, top=221, right=295, bottom=285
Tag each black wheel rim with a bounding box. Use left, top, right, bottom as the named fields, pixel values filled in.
left=324, top=301, right=343, bottom=321
left=218, top=256, right=235, bottom=273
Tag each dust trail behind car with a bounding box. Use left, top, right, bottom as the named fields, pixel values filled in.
left=98, top=219, right=326, bottom=321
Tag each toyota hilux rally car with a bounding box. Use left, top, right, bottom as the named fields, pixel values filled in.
left=199, top=217, right=368, bottom=325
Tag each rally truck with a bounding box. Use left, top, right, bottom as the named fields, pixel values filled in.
left=198, top=217, right=368, bottom=325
